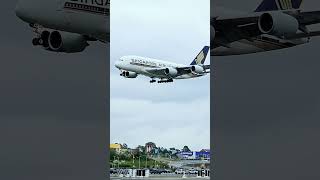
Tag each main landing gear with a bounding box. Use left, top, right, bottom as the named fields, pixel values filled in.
left=30, top=23, right=50, bottom=48
left=150, top=78, right=173, bottom=83
left=150, top=79, right=156, bottom=83
left=157, top=79, right=173, bottom=83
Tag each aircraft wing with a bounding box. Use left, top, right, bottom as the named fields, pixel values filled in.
left=145, top=68, right=169, bottom=77
left=212, top=11, right=320, bottom=48
left=145, top=68, right=191, bottom=77
left=296, top=11, right=320, bottom=26
left=286, top=30, right=320, bottom=39
left=176, top=66, right=210, bottom=75
left=212, top=16, right=261, bottom=48
left=145, top=65, right=210, bottom=77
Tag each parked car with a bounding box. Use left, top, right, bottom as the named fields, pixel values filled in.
left=110, top=168, right=117, bottom=174
left=188, top=169, right=198, bottom=174
left=175, top=169, right=185, bottom=174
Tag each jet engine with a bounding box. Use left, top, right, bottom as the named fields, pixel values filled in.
left=191, top=65, right=205, bottom=74
left=165, top=67, right=178, bottom=77
left=258, top=12, right=299, bottom=37
left=48, top=31, right=89, bottom=53
left=122, top=71, right=137, bottom=78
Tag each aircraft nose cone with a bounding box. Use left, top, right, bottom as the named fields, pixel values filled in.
left=115, top=61, right=121, bottom=68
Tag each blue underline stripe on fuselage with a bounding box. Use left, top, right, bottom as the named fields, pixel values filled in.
left=130, top=62, right=158, bottom=68
left=64, top=2, right=109, bottom=16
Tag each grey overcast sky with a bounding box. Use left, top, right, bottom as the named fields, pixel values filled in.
left=110, top=0, right=210, bottom=151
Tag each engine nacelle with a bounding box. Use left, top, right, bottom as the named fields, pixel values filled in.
left=122, top=71, right=137, bottom=78
left=165, top=67, right=178, bottom=77
left=258, top=12, right=299, bottom=37
left=191, top=65, right=205, bottom=74
left=48, top=31, right=89, bottom=53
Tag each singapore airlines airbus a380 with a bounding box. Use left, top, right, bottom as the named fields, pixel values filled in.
left=115, top=46, right=210, bottom=83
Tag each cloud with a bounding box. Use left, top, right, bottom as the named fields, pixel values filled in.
left=110, top=96, right=210, bottom=150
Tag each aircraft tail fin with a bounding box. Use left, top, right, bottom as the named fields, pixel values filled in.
left=190, top=46, right=209, bottom=65
left=255, top=0, right=303, bottom=12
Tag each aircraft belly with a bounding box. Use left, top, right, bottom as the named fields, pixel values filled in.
left=17, top=0, right=70, bottom=28
left=64, top=12, right=108, bottom=40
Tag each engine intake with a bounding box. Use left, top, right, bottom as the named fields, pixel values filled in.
left=258, top=12, right=299, bottom=37
left=122, top=71, right=137, bottom=78
left=48, top=31, right=89, bottom=53
left=165, top=67, right=178, bottom=77
left=191, top=65, right=205, bottom=74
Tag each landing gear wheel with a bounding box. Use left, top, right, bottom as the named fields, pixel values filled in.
left=39, top=39, right=44, bottom=45
left=32, top=38, right=41, bottom=46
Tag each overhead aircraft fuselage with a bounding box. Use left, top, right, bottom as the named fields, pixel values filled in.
left=15, top=0, right=109, bottom=42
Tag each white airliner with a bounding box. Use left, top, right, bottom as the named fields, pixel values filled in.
left=212, top=0, right=320, bottom=56
left=15, top=0, right=109, bottom=53
left=115, top=46, right=210, bottom=83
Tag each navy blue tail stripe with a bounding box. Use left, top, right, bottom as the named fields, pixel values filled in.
left=255, top=0, right=303, bottom=12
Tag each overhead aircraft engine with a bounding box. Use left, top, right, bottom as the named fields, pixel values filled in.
left=121, top=71, right=137, bottom=78
left=165, top=67, right=178, bottom=77
left=48, top=31, right=89, bottom=53
left=191, top=65, right=205, bottom=74
left=258, top=12, right=299, bottom=37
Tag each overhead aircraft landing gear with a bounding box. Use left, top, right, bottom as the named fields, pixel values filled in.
left=32, top=38, right=41, bottom=46
left=30, top=23, right=50, bottom=48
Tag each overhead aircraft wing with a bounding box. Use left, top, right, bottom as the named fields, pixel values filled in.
left=145, top=68, right=168, bottom=77
left=212, top=16, right=261, bottom=48
left=286, top=30, right=320, bottom=39
left=295, top=11, right=320, bottom=26
left=212, top=11, right=320, bottom=48
left=145, top=65, right=210, bottom=77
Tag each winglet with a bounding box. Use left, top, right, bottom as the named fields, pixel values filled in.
left=190, top=46, right=210, bottom=65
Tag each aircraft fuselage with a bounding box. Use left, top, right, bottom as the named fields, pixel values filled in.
left=15, top=0, right=109, bottom=42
